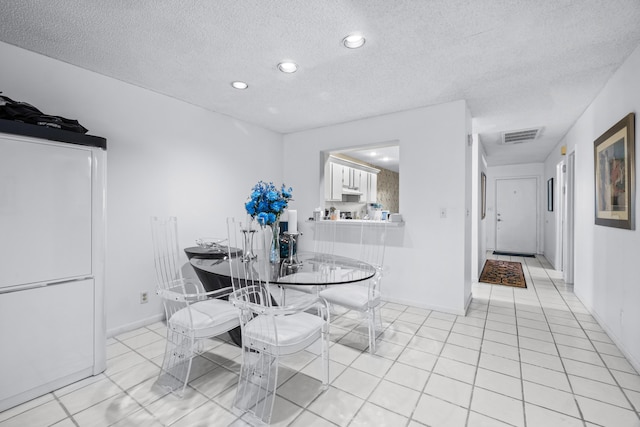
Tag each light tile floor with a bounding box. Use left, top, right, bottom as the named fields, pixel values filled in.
left=2, top=254, right=640, bottom=426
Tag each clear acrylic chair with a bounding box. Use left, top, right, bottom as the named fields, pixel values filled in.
left=227, top=217, right=330, bottom=424
left=150, top=216, right=240, bottom=397
left=279, top=220, right=337, bottom=303
left=312, top=220, right=337, bottom=255
left=319, top=221, right=387, bottom=354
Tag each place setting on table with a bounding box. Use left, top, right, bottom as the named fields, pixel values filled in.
left=183, top=236, right=239, bottom=260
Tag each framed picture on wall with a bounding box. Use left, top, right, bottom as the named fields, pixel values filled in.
left=547, top=178, right=554, bottom=212
left=481, top=172, right=486, bottom=219
left=594, top=112, right=635, bottom=230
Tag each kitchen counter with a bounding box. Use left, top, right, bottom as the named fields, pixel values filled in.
left=306, top=219, right=404, bottom=226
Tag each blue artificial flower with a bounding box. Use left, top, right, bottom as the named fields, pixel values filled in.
left=257, top=212, right=269, bottom=225
left=245, top=181, right=294, bottom=225
left=271, top=200, right=285, bottom=212
left=245, top=200, right=256, bottom=215
left=266, top=190, right=278, bottom=202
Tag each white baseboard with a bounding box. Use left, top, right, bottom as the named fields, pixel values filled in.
left=382, top=296, right=467, bottom=316
left=463, top=291, right=474, bottom=315
left=107, top=313, right=165, bottom=339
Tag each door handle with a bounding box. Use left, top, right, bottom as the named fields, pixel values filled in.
left=497, top=219, right=502, bottom=222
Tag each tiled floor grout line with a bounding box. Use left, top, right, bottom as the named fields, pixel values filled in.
left=520, top=255, right=587, bottom=426
left=464, top=284, right=491, bottom=427
left=358, top=305, right=432, bottom=427
left=486, top=274, right=524, bottom=427
left=52, top=392, right=79, bottom=427
left=109, top=330, right=243, bottom=427
left=279, top=302, right=415, bottom=426
left=414, top=310, right=456, bottom=423
left=64, top=373, right=149, bottom=427
left=539, top=259, right=640, bottom=419
left=504, top=262, right=528, bottom=427
left=299, top=309, right=386, bottom=426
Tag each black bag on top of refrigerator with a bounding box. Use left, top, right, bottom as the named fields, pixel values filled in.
left=0, top=92, right=88, bottom=134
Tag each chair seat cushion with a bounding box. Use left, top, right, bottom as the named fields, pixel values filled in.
left=281, top=284, right=319, bottom=294
left=319, top=284, right=380, bottom=311
left=244, top=312, right=324, bottom=351
left=170, top=299, right=240, bottom=338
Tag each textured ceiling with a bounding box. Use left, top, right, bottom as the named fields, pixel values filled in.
left=1, top=1, right=640, bottom=165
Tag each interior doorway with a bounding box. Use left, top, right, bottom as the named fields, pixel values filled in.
left=495, top=177, right=538, bottom=254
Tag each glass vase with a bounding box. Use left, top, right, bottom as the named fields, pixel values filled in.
left=269, top=221, right=280, bottom=264
left=240, top=219, right=257, bottom=262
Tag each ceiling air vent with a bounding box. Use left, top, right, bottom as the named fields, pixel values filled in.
left=501, top=128, right=542, bottom=145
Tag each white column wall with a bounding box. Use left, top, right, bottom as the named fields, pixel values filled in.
left=544, top=44, right=640, bottom=370
left=283, top=101, right=472, bottom=314
left=0, top=42, right=284, bottom=335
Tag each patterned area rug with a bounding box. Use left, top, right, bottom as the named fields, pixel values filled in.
left=479, top=260, right=527, bottom=288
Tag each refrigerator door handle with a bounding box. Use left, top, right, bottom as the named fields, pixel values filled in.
left=0, top=276, right=93, bottom=294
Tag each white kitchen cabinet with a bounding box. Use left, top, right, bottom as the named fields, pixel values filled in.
left=357, top=169, right=367, bottom=201
left=344, top=166, right=362, bottom=190
left=325, top=162, right=343, bottom=201
left=325, top=156, right=379, bottom=202
left=367, top=172, right=378, bottom=203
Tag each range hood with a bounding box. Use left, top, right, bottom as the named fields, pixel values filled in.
left=342, top=187, right=363, bottom=195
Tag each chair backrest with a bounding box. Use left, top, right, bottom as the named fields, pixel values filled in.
left=359, top=221, right=387, bottom=271
left=150, top=216, right=185, bottom=293
left=150, top=216, right=198, bottom=344
left=226, top=217, right=274, bottom=303
left=313, top=220, right=337, bottom=255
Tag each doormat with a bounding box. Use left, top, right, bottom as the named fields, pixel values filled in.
left=492, top=250, right=536, bottom=258
left=479, top=260, right=527, bottom=288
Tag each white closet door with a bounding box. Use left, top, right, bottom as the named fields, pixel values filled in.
left=0, top=135, right=92, bottom=289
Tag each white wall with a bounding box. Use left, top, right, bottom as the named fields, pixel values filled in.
left=544, top=43, right=640, bottom=370
left=485, top=163, right=545, bottom=254
left=0, top=42, right=284, bottom=335
left=283, top=101, right=472, bottom=314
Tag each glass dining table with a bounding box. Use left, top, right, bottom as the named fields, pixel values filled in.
left=189, top=251, right=376, bottom=345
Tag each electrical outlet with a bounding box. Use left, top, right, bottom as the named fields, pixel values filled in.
left=140, top=291, right=149, bottom=304
left=440, top=208, right=447, bottom=218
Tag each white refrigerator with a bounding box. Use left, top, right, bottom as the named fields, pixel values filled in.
left=0, top=125, right=106, bottom=411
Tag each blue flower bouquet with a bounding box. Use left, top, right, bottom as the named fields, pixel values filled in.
left=245, top=181, right=293, bottom=262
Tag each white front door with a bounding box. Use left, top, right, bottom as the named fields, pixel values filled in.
left=496, top=177, right=537, bottom=254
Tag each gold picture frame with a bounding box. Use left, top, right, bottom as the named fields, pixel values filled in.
left=594, top=113, right=635, bottom=229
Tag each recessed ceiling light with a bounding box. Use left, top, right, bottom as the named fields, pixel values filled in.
left=369, top=152, right=377, bottom=157
left=342, top=34, right=365, bottom=49
left=231, top=81, right=248, bottom=89
left=278, top=62, right=298, bottom=73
